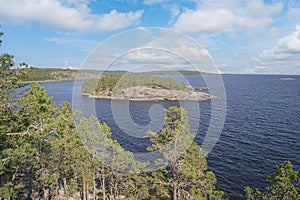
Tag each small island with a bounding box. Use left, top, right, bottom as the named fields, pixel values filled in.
left=82, top=74, right=217, bottom=101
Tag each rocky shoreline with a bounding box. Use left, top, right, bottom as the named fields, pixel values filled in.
left=82, top=86, right=217, bottom=102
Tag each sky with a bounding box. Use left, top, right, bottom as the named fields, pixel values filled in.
left=0, top=0, right=300, bottom=74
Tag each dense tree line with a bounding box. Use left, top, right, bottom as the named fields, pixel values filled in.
left=22, top=67, right=78, bottom=81
left=20, top=68, right=103, bottom=82
left=82, top=73, right=187, bottom=96
left=1, top=31, right=299, bottom=199
left=142, top=70, right=212, bottom=76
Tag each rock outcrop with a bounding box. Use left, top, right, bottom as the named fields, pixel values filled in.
left=82, top=86, right=217, bottom=101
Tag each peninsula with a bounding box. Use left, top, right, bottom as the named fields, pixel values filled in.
left=82, top=74, right=217, bottom=101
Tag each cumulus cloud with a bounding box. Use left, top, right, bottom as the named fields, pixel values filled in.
left=95, top=10, right=143, bottom=31
left=251, top=25, right=300, bottom=74
left=83, top=28, right=217, bottom=73
left=0, top=0, right=143, bottom=32
left=173, top=0, right=283, bottom=33
left=255, top=25, right=300, bottom=63
left=173, top=9, right=235, bottom=33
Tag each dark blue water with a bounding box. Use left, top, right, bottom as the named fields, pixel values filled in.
left=39, top=75, right=300, bottom=199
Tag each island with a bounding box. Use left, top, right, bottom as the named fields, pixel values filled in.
left=280, top=77, right=295, bottom=81
left=82, top=74, right=217, bottom=101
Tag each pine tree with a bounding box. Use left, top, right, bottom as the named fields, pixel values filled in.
left=0, top=31, right=29, bottom=134
left=147, top=106, right=227, bottom=200
left=51, top=102, right=89, bottom=199
left=77, top=115, right=110, bottom=199
left=147, top=106, right=193, bottom=199
left=1, top=83, right=56, bottom=199
left=179, top=142, right=227, bottom=199
left=0, top=30, right=33, bottom=199
left=245, top=160, right=300, bottom=200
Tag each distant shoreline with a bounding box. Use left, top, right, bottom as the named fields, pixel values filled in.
left=20, top=78, right=88, bottom=84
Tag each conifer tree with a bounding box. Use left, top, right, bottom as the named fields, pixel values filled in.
left=245, top=160, right=300, bottom=200
left=51, top=102, right=82, bottom=198
left=147, top=106, right=227, bottom=200
left=1, top=83, right=56, bottom=199
left=0, top=31, right=29, bottom=133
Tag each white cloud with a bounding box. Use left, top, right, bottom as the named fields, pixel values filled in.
left=288, top=7, right=300, bottom=19
left=237, top=17, right=273, bottom=29
left=95, top=10, right=143, bottom=31
left=169, top=4, right=180, bottom=19
left=64, top=0, right=92, bottom=4
left=173, top=9, right=235, bottom=33
left=252, top=25, right=300, bottom=74
left=173, top=0, right=283, bottom=33
left=256, top=25, right=300, bottom=62
left=143, top=0, right=166, bottom=5
left=83, top=28, right=217, bottom=73
left=0, top=0, right=143, bottom=32
left=45, top=37, right=98, bottom=45
left=242, top=0, right=283, bottom=18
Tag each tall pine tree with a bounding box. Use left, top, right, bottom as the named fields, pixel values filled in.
left=147, top=106, right=227, bottom=200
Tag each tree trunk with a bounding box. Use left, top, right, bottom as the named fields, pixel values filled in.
left=28, top=170, right=35, bottom=200
left=56, top=178, right=59, bottom=200
left=101, top=162, right=106, bottom=200
left=87, top=181, right=89, bottom=200
left=63, top=177, right=68, bottom=197
left=110, top=185, right=113, bottom=200
left=93, top=173, right=96, bottom=200
left=93, top=158, right=96, bottom=200
left=173, top=182, right=177, bottom=200
left=93, top=181, right=96, bottom=200
left=43, top=188, right=48, bottom=200
left=83, top=178, right=86, bottom=200
left=172, top=133, right=178, bottom=200
left=31, top=186, right=35, bottom=200
left=172, top=162, right=178, bottom=200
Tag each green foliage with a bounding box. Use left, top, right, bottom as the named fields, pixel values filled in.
left=0, top=32, right=28, bottom=133
left=21, top=67, right=79, bottom=81
left=82, top=73, right=187, bottom=95
left=180, top=142, right=228, bottom=199
left=0, top=83, right=56, bottom=199
left=147, top=106, right=192, bottom=155
left=147, top=106, right=227, bottom=200
left=14, top=82, right=56, bottom=132
left=143, top=70, right=214, bottom=76
left=82, top=79, right=98, bottom=94
left=245, top=160, right=300, bottom=200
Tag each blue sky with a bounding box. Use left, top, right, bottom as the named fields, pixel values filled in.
left=0, top=0, right=300, bottom=74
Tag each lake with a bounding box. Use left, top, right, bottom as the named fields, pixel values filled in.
left=37, top=74, right=300, bottom=199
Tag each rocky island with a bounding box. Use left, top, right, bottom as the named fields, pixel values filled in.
left=82, top=74, right=217, bottom=101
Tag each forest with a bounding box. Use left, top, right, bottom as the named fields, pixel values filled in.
left=82, top=73, right=187, bottom=96
left=1, top=31, right=299, bottom=200
left=13, top=67, right=210, bottom=83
